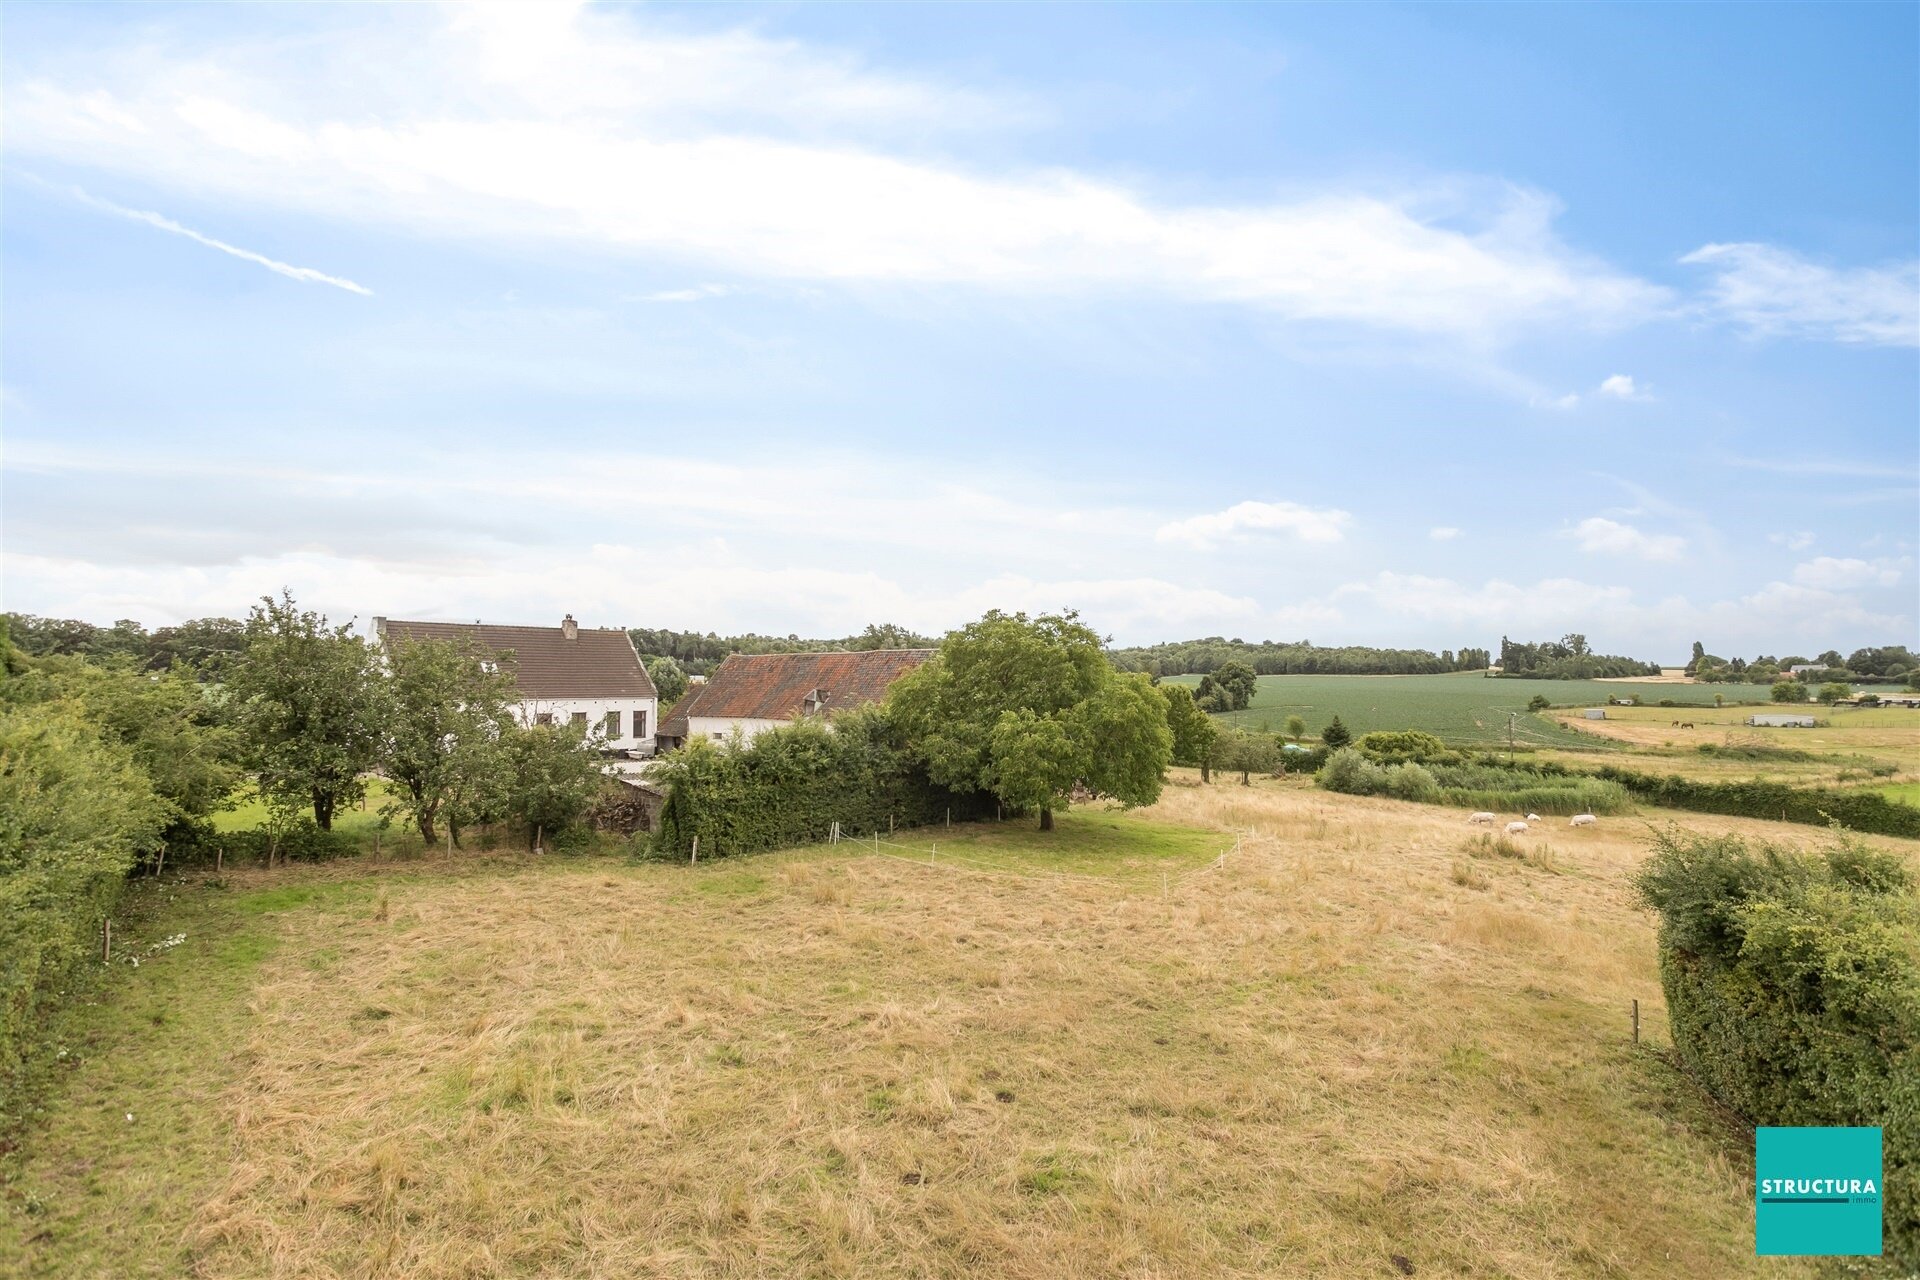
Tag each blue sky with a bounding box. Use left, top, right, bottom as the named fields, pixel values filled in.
left=2, top=1, right=1914, bottom=658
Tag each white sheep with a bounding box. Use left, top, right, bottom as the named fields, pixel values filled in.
left=1468, top=812, right=1497, bottom=825
left=1570, top=813, right=1598, bottom=828
left=1525, top=813, right=1542, bottom=822
left=1505, top=821, right=1530, bottom=835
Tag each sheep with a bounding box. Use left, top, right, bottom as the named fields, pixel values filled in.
left=1570, top=813, right=1598, bottom=828
left=1525, top=813, right=1542, bottom=822
left=1467, top=812, right=1497, bottom=825
left=1505, top=821, right=1530, bottom=835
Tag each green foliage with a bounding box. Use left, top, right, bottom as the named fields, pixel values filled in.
left=498, top=722, right=607, bottom=849
left=378, top=635, right=520, bottom=844
left=1319, top=750, right=1631, bottom=814
left=1634, top=828, right=1920, bottom=1268
left=1320, top=715, right=1352, bottom=749
left=1817, top=681, right=1853, bottom=705
left=651, top=709, right=988, bottom=859
left=226, top=591, right=383, bottom=831
left=1283, top=714, right=1307, bottom=741
left=643, top=654, right=690, bottom=708
left=1160, top=684, right=1217, bottom=768
left=1496, top=634, right=1660, bottom=679
left=0, top=701, right=166, bottom=1079
left=1526, top=694, right=1552, bottom=713
left=1354, top=729, right=1450, bottom=763
left=889, top=611, right=1170, bottom=828
left=1106, top=636, right=1488, bottom=678
left=626, top=623, right=932, bottom=678
left=1212, top=727, right=1280, bottom=784
left=1, top=612, right=247, bottom=677
left=1590, top=765, right=1920, bottom=838
left=1195, top=660, right=1257, bottom=712
left=1771, top=679, right=1810, bottom=703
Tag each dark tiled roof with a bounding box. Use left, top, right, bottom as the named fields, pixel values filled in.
left=658, top=691, right=696, bottom=740
left=676, top=650, right=931, bottom=724
left=376, top=619, right=657, bottom=700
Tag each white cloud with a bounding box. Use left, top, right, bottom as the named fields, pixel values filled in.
left=1154, top=500, right=1352, bottom=550
left=1531, top=391, right=1581, bottom=411
left=635, top=283, right=733, bottom=303
left=1563, top=516, right=1686, bottom=562
left=1767, top=530, right=1816, bottom=551
left=1428, top=526, right=1463, bottom=541
left=3, top=6, right=1669, bottom=342
left=68, top=185, right=371, bottom=295
left=1683, top=242, right=1920, bottom=347
left=1790, top=556, right=1904, bottom=590
left=1596, top=373, right=1646, bottom=400
left=1334, top=571, right=1635, bottom=629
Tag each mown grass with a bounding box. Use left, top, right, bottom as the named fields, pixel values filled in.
left=9, top=791, right=1902, bottom=1277
left=210, top=778, right=400, bottom=841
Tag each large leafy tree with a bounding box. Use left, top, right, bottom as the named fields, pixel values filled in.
left=498, top=721, right=607, bottom=850
left=889, top=610, right=1172, bottom=831
left=644, top=654, right=690, bottom=708
left=227, top=591, right=383, bottom=831
left=380, top=636, right=520, bottom=845
left=1160, top=684, right=1218, bottom=778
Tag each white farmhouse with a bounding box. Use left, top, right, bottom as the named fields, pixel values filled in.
left=373, top=614, right=659, bottom=754
left=655, top=649, right=932, bottom=751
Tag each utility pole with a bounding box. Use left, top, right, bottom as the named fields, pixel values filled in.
left=1508, top=712, right=1516, bottom=762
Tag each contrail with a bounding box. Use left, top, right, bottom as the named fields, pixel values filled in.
left=72, top=187, right=373, bottom=296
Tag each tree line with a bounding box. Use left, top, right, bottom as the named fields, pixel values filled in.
left=1107, top=637, right=1492, bottom=678
left=1494, top=635, right=1661, bottom=679
left=1686, top=642, right=1916, bottom=688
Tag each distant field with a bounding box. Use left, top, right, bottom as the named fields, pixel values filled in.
left=1168, top=671, right=1759, bottom=747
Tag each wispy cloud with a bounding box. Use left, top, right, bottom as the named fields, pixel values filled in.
left=1790, top=556, right=1904, bottom=590
left=1428, top=526, right=1463, bottom=541
left=1563, top=516, right=1685, bottom=562
left=1683, top=242, right=1919, bottom=347
left=1155, top=500, right=1352, bottom=550
left=635, top=283, right=733, bottom=303
left=1596, top=373, right=1647, bottom=400
left=1768, top=530, right=1815, bottom=551
left=69, top=186, right=372, bottom=295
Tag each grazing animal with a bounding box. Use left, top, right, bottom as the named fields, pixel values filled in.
left=1570, top=814, right=1597, bottom=828
left=1505, top=821, right=1530, bottom=835
left=1525, top=813, right=1542, bottom=822
left=1680, top=722, right=1694, bottom=729
left=1468, top=812, right=1497, bottom=825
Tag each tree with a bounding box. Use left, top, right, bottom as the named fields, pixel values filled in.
left=226, top=591, right=383, bottom=831
left=1209, top=660, right=1258, bottom=711
left=1818, top=650, right=1845, bottom=670
left=498, top=721, right=606, bottom=850
left=1213, top=727, right=1279, bottom=785
left=644, top=654, right=690, bottom=708
left=888, top=610, right=1172, bottom=831
left=1817, top=682, right=1852, bottom=705
left=1687, top=640, right=1706, bottom=676
left=1321, top=715, right=1352, bottom=749
left=379, top=635, right=520, bottom=845
left=1526, top=694, right=1551, bottom=712
left=1284, top=714, right=1307, bottom=741
left=1771, top=680, right=1810, bottom=704
left=1160, top=684, right=1218, bottom=778
left=849, top=622, right=934, bottom=651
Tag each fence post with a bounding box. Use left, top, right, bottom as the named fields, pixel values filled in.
left=155, top=847, right=165, bottom=880
left=1632, top=998, right=1640, bottom=1045
left=216, top=845, right=224, bottom=874
left=691, top=836, right=699, bottom=866
left=102, top=918, right=111, bottom=963
left=946, top=808, right=951, bottom=830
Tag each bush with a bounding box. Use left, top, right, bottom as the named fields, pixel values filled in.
left=1382, top=761, right=1440, bottom=802
left=1316, top=747, right=1384, bottom=796
left=1355, top=730, right=1451, bottom=763
left=650, top=708, right=991, bottom=860
left=198, top=819, right=355, bottom=864
left=0, top=703, right=166, bottom=1079
left=1635, top=828, right=1919, bottom=1268
left=1591, top=766, right=1920, bottom=839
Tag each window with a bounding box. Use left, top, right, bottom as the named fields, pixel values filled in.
left=572, top=711, right=588, bottom=727
left=605, top=710, right=622, bottom=737
left=636, top=710, right=648, bottom=738
left=712, top=732, right=725, bottom=741
left=535, top=712, right=553, bottom=726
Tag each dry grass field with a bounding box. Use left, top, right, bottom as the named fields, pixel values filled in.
left=1543, top=703, right=1920, bottom=788
left=12, top=779, right=1915, bottom=1278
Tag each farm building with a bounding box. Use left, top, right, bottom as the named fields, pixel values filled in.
left=1746, top=713, right=1816, bottom=728
left=655, top=649, right=932, bottom=750
left=373, top=614, right=659, bottom=755
left=1581, top=708, right=1607, bottom=720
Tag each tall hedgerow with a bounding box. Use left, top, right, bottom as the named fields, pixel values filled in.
left=1635, top=827, right=1920, bottom=1268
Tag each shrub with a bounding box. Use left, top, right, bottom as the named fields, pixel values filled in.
left=1316, top=747, right=1383, bottom=796
left=1635, top=828, right=1919, bottom=1267
left=651, top=708, right=991, bottom=860
left=1355, top=730, right=1450, bottom=763
left=1382, top=761, right=1441, bottom=802
left=1591, top=766, right=1920, bottom=838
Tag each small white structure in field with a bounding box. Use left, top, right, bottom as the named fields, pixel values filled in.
left=1468, top=812, right=1497, bottom=825
left=1747, top=713, right=1816, bottom=729
left=1582, top=708, right=1607, bottom=720
left=1505, top=821, right=1530, bottom=835
left=1570, top=814, right=1598, bottom=828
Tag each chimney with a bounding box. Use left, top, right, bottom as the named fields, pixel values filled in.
left=561, top=613, right=578, bottom=641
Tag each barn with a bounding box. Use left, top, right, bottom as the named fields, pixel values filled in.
left=1746, top=713, right=1816, bottom=728
left=655, top=649, right=932, bottom=751
left=1581, top=708, right=1607, bottom=720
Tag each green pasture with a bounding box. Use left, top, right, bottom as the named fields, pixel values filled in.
left=210, top=778, right=400, bottom=843
left=1169, top=671, right=1758, bottom=747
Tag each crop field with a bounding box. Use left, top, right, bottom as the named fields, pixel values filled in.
left=1541, top=703, right=1920, bottom=789
left=1167, top=671, right=1762, bottom=748
left=12, top=782, right=1911, bottom=1278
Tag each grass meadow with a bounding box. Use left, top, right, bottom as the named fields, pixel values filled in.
left=10, top=778, right=1908, bottom=1278
left=1166, top=671, right=1765, bottom=748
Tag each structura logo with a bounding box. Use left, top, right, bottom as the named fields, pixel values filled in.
left=1756, top=1127, right=1882, bottom=1257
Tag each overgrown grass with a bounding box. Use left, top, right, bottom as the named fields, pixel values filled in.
left=2, top=795, right=1867, bottom=1277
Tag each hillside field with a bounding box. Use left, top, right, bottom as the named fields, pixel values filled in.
left=10, top=781, right=1907, bottom=1278
left=1167, top=671, right=1764, bottom=747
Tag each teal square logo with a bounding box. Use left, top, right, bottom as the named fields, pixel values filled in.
left=1756, top=1126, right=1882, bottom=1256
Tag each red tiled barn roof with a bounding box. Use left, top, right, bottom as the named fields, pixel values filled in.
left=375, top=618, right=657, bottom=700
left=674, top=650, right=931, bottom=725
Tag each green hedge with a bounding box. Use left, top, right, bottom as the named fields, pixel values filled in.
left=650, top=709, right=993, bottom=860
left=1592, top=766, right=1920, bottom=838
left=168, top=818, right=354, bottom=865
left=1636, top=829, right=1920, bottom=1269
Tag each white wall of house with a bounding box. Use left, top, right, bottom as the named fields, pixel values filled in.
left=687, top=715, right=790, bottom=745
left=520, top=697, right=658, bottom=752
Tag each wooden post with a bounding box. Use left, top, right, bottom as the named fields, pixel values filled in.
left=103, top=918, right=112, bottom=963
left=155, top=847, right=165, bottom=879
left=215, top=845, right=224, bottom=874
left=445, top=830, right=453, bottom=857
left=690, top=836, right=699, bottom=866
left=534, top=823, right=543, bottom=855
left=945, top=808, right=951, bottom=831
left=1632, top=998, right=1640, bottom=1045
left=889, top=813, right=895, bottom=835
